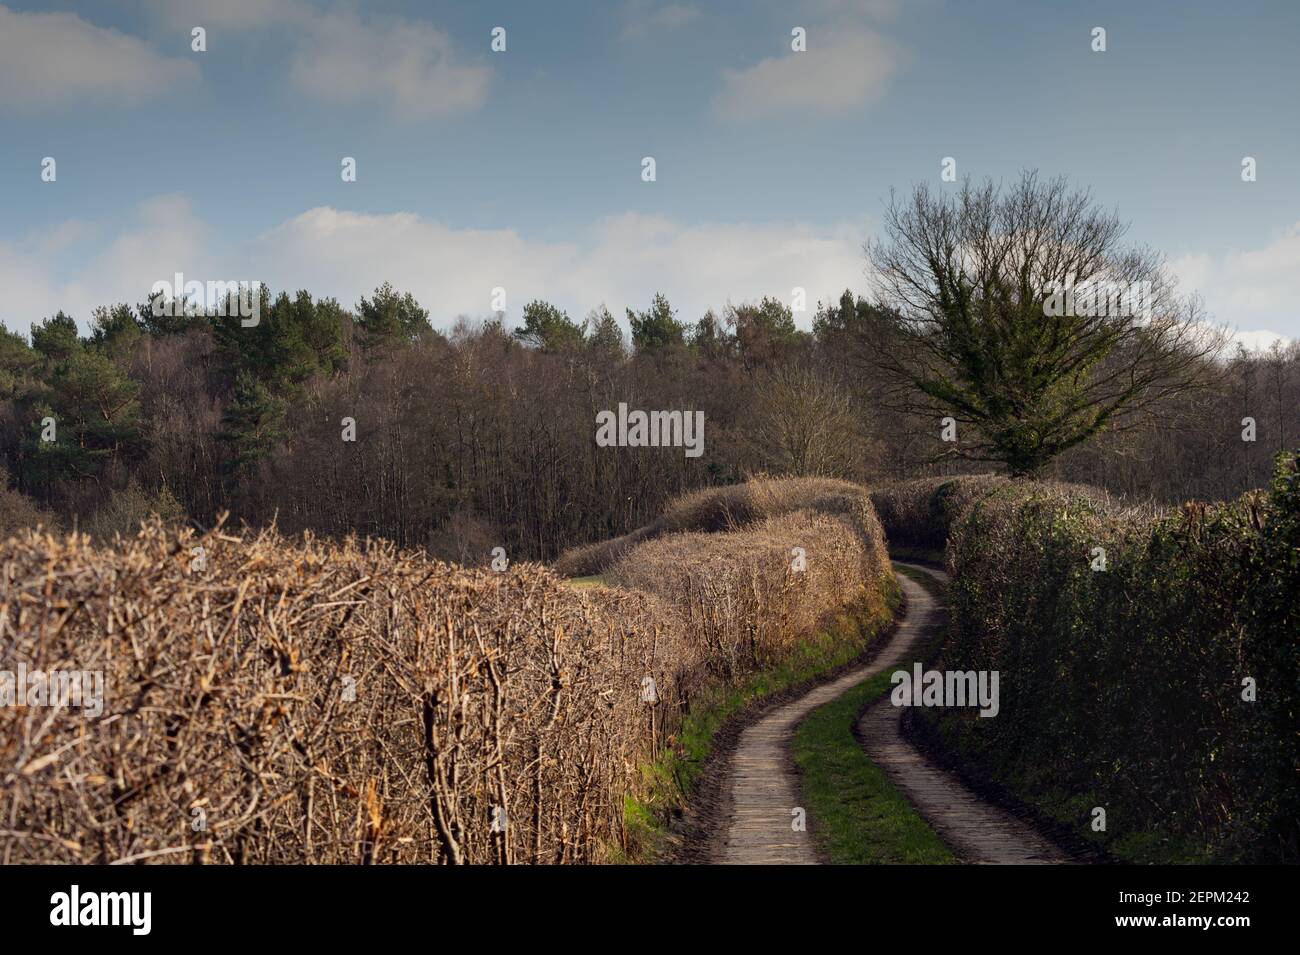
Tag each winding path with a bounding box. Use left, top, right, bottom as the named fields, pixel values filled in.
left=856, top=564, right=1068, bottom=864
left=712, top=561, right=1068, bottom=865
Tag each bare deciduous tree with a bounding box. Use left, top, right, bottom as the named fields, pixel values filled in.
left=862, top=171, right=1225, bottom=475
left=756, top=363, right=861, bottom=477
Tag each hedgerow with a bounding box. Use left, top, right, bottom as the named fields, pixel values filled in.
left=879, top=454, right=1299, bottom=862
left=0, top=477, right=893, bottom=864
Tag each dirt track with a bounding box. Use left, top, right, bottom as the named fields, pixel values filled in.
left=855, top=564, right=1068, bottom=864
left=710, top=561, right=1068, bottom=865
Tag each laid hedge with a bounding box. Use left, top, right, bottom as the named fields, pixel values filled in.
left=0, top=525, right=698, bottom=864
left=881, top=455, right=1299, bottom=862
left=555, top=476, right=870, bottom=577
left=1, top=478, right=895, bottom=864
left=608, top=505, right=892, bottom=681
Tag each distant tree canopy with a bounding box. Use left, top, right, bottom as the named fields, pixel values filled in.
left=515, top=300, right=583, bottom=352
left=859, top=171, right=1222, bottom=475
left=727, top=296, right=805, bottom=372
left=0, top=263, right=1287, bottom=558
left=584, top=306, right=625, bottom=358
left=88, top=304, right=141, bottom=360
left=31, top=312, right=80, bottom=362
left=627, top=293, right=687, bottom=351
left=213, top=287, right=348, bottom=396
left=355, top=282, right=432, bottom=351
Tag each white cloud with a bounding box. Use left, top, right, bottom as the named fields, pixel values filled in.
left=569, top=214, right=866, bottom=321
left=713, top=29, right=901, bottom=122
left=1168, top=253, right=1212, bottom=295
left=139, top=2, right=491, bottom=120
left=246, top=208, right=579, bottom=317
left=0, top=240, right=59, bottom=330
left=9, top=198, right=1293, bottom=354
left=62, top=196, right=216, bottom=311
left=0, top=196, right=214, bottom=331
left=0, top=200, right=868, bottom=335
left=1171, top=226, right=1300, bottom=349
left=1227, top=328, right=1289, bottom=352
left=0, top=5, right=198, bottom=110
left=288, top=12, right=491, bottom=120
left=244, top=208, right=866, bottom=327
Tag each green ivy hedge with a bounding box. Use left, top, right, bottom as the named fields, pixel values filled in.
left=877, top=455, right=1299, bottom=863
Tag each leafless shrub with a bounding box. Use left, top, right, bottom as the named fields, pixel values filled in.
left=0, top=521, right=691, bottom=864
left=608, top=504, right=889, bottom=680
left=555, top=476, right=871, bottom=576
left=1, top=476, right=893, bottom=865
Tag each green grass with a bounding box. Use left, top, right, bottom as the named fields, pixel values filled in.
left=564, top=574, right=609, bottom=589
left=790, top=564, right=954, bottom=864
left=621, top=578, right=902, bottom=861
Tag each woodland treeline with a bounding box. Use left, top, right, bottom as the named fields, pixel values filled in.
left=0, top=283, right=1295, bottom=561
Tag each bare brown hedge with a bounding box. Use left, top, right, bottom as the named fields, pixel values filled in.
left=554, top=476, right=870, bottom=577
left=609, top=507, right=890, bottom=681
left=0, top=523, right=695, bottom=864
left=1, top=477, right=893, bottom=864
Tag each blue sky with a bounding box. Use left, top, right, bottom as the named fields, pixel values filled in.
left=1, top=0, right=1298, bottom=344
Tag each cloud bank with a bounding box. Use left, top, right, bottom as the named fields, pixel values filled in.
left=713, top=28, right=902, bottom=122
left=0, top=5, right=198, bottom=110
left=1, top=199, right=868, bottom=335
left=5, top=197, right=1292, bottom=352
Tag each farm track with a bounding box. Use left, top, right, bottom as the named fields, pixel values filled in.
left=710, top=561, right=1069, bottom=865
left=856, top=564, right=1069, bottom=864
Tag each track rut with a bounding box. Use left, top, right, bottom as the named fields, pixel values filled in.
left=712, top=561, right=1068, bottom=865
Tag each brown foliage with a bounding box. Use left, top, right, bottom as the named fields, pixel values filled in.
left=554, top=476, right=870, bottom=576
left=609, top=505, right=890, bottom=680
left=1, top=476, right=893, bottom=864
left=0, top=522, right=691, bottom=864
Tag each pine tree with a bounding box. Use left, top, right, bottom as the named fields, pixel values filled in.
left=0, top=326, right=40, bottom=399
left=626, top=293, right=686, bottom=351
left=584, top=305, right=625, bottom=358
left=355, top=282, right=431, bottom=351
left=89, top=304, right=142, bottom=361
left=30, top=312, right=81, bottom=362
left=219, top=371, right=286, bottom=475
left=19, top=349, right=140, bottom=486
left=515, top=300, right=583, bottom=352
left=213, top=287, right=346, bottom=397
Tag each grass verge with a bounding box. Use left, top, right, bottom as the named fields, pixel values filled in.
left=563, top=574, right=609, bottom=590
left=790, top=564, right=954, bottom=864
left=619, top=577, right=902, bottom=862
